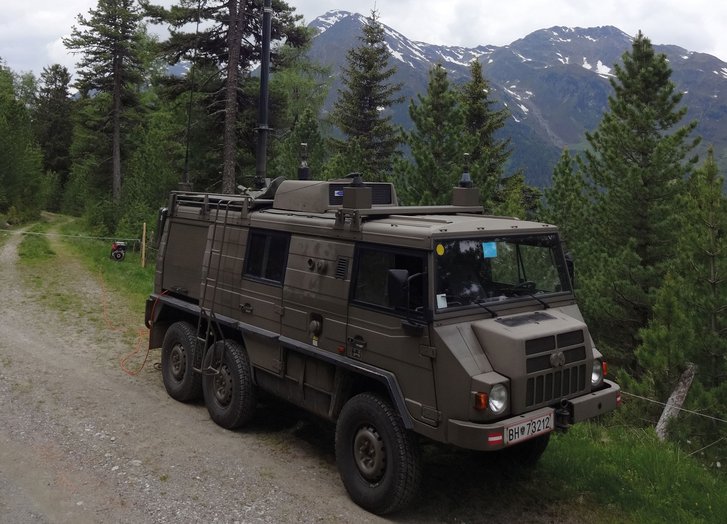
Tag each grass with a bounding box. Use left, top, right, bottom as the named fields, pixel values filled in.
left=57, top=218, right=156, bottom=309
left=17, top=222, right=55, bottom=263
left=537, top=422, right=727, bottom=523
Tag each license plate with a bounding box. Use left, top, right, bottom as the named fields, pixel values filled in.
left=504, top=410, right=554, bottom=445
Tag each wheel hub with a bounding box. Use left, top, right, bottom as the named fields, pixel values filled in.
left=353, top=425, right=386, bottom=482
left=170, top=343, right=186, bottom=380
left=213, top=365, right=233, bottom=406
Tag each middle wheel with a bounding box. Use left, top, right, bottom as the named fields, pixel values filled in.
left=202, top=339, right=257, bottom=429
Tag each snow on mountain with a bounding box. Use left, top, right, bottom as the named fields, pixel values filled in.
left=306, top=10, right=727, bottom=187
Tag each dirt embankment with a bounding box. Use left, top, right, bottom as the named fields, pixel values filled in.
left=0, top=225, right=576, bottom=523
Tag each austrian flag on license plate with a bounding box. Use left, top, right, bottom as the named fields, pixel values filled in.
left=505, top=409, right=554, bottom=445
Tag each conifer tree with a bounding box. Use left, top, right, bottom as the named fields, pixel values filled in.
left=64, top=0, right=145, bottom=202
left=460, top=59, right=511, bottom=208
left=635, top=149, right=727, bottom=461
left=0, top=66, right=46, bottom=221
left=543, top=149, right=586, bottom=243
left=330, top=10, right=403, bottom=179
left=143, top=0, right=307, bottom=192
left=32, top=64, right=74, bottom=205
left=572, top=32, right=700, bottom=367
left=396, top=64, right=463, bottom=205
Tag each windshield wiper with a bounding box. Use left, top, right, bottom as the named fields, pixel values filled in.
left=474, top=299, right=498, bottom=318
left=519, top=293, right=550, bottom=310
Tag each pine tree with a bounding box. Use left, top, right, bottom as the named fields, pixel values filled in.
left=639, top=149, right=727, bottom=387
left=636, top=149, right=727, bottom=461
left=330, top=10, right=403, bottom=179
left=143, top=0, right=307, bottom=192
left=270, top=107, right=326, bottom=180
left=0, top=66, right=46, bottom=221
left=573, top=32, right=700, bottom=368
left=543, top=149, right=586, bottom=241
left=460, top=59, right=511, bottom=208
left=64, top=0, right=145, bottom=202
left=396, top=64, right=463, bottom=205
left=266, top=34, right=329, bottom=180
left=33, top=64, right=74, bottom=207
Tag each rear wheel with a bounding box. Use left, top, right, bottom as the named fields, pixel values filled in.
left=202, top=339, right=257, bottom=429
left=335, top=393, right=421, bottom=515
left=161, top=321, right=202, bottom=402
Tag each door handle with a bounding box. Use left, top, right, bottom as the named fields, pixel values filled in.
left=240, top=303, right=253, bottom=314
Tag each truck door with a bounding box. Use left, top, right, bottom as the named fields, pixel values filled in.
left=346, top=244, right=439, bottom=426
left=238, top=228, right=289, bottom=373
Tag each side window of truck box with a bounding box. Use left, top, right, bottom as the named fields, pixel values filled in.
left=244, top=229, right=290, bottom=283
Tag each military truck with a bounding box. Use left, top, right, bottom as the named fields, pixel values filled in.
left=145, top=176, right=621, bottom=514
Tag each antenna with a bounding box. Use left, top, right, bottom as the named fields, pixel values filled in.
left=253, top=0, right=273, bottom=189
left=298, top=143, right=310, bottom=180
left=180, top=0, right=203, bottom=191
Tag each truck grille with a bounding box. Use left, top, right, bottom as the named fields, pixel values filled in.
left=526, top=364, right=587, bottom=406
left=524, top=330, right=588, bottom=407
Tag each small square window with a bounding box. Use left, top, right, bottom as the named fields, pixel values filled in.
left=245, top=230, right=289, bottom=283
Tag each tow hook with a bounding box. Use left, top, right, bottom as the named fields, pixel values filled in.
left=555, top=400, right=572, bottom=432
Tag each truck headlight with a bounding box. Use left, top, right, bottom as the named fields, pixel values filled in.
left=488, top=384, right=508, bottom=414
left=591, top=360, right=604, bottom=388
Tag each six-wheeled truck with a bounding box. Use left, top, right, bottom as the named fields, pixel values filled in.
left=145, top=177, right=621, bottom=514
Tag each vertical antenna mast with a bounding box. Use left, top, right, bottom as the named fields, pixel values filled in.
left=181, top=0, right=203, bottom=191
left=254, top=0, right=273, bottom=189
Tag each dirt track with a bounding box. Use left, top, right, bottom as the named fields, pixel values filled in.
left=0, top=224, right=577, bottom=523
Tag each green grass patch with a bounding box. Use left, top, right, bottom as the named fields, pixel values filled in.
left=17, top=222, right=55, bottom=263
left=57, top=218, right=155, bottom=310
left=540, top=422, right=727, bottom=523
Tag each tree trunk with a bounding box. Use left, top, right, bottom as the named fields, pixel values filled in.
left=222, top=0, right=245, bottom=194
left=112, top=56, right=122, bottom=202
left=655, top=363, right=696, bottom=441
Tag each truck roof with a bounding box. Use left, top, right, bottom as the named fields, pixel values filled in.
left=168, top=180, right=558, bottom=250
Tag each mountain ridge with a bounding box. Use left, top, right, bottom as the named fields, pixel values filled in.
left=306, top=10, right=727, bottom=186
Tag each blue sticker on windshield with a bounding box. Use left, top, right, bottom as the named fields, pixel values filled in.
left=482, top=242, right=497, bottom=258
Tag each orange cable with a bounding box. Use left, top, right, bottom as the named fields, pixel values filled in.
left=97, top=269, right=155, bottom=376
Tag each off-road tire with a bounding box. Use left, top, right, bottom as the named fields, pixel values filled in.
left=335, top=393, right=421, bottom=515
left=161, top=321, right=203, bottom=402
left=202, top=339, right=256, bottom=429
left=502, top=433, right=550, bottom=468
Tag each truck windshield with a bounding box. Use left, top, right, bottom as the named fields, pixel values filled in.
left=434, top=233, right=571, bottom=310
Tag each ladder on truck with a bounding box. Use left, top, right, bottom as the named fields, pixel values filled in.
left=194, top=197, right=234, bottom=376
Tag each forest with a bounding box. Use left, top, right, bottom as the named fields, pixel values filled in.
left=1, top=0, right=725, bottom=470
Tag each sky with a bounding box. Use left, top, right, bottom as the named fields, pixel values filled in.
left=1, top=0, right=726, bottom=77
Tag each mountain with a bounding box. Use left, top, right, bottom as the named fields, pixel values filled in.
left=306, top=10, right=727, bottom=187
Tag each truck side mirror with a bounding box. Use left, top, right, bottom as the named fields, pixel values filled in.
left=387, top=269, right=409, bottom=309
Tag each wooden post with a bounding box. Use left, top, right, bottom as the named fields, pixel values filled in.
left=141, top=222, right=147, bottom=269
left=655, top=363, right=696, bottom=441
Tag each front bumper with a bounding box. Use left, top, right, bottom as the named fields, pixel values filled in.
left=447, top=379, right=620, bottom=451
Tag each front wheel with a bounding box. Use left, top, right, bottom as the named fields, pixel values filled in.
left=335, top=393, right=421, bottom=515
left=202, top=339, right=257, bottom=429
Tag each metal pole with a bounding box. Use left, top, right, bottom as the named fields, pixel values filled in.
left=181, top=0, right=203, bottom=191
left=254, top=0, right=273, bottom=189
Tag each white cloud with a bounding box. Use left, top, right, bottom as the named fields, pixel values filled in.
left=1, top=0, right=726, bottom=76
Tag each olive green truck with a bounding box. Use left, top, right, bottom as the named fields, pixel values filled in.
left=145, top=178, right=621, bottom=514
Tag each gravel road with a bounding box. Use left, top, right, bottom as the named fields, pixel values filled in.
left=0, top=225, right=576, bottom=523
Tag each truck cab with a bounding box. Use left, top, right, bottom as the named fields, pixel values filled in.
left=146, top=178, right=620, bottom=514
